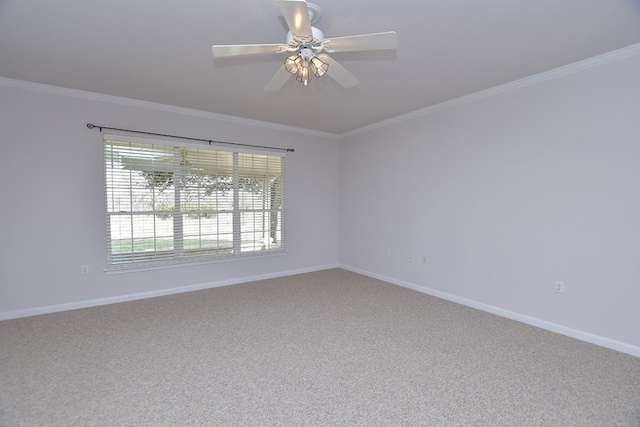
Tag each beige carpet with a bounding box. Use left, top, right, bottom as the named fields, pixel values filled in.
left=1, top=268, right=639, bottom=426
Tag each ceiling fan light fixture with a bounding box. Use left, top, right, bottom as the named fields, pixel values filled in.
left=296, top=64, right=311, bottom=85
left=284, top=52, right=327, bottom=85
left=284, top=54, right=303, bottom=74
left=309, top=55, right=328, bottom=77
left=285, top=47, right=328, bottom=86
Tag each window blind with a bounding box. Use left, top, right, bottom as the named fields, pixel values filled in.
left=104, top=135, right=285, bottom=271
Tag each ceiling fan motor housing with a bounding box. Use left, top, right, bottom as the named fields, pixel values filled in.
left=299, top=48, right=315, bottom=64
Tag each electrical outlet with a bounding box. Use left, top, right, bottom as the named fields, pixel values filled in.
left=554, top=281, right=564, bottom=294
left=81, top=265, right=89, bottom=275
left=421, top=256, right=427, bottom=264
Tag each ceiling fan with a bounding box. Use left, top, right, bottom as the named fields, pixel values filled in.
left=211, top=0, right=398, bottom=91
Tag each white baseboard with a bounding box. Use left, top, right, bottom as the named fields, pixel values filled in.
left=0, top=263, right=340, bottom=321
left=340, top=264, right=640, bottom=358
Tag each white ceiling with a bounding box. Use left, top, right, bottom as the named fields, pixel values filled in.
left=1, top=1, right=639, bottom=135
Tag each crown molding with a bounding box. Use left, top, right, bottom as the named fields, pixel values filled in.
left=340, top=43, right=640, bottom=139
left=3, top=42, right=639, bottom=141
left=0, top=77, right=340, bottom=140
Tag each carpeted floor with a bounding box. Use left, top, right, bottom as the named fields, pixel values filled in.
left=1, top=268, right=639, bottom=426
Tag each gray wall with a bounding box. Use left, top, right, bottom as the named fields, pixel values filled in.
left=0, top=84, right=340, bottom=315
left=340, top=53, right=640, bottom=352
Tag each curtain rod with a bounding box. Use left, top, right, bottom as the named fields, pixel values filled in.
left=86, top=123, right=294, bottom=153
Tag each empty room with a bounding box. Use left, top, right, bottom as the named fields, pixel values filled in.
left=1, top=1, right=639, bottom=425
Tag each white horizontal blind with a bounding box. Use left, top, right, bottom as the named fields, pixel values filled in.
left=104, top=136, right=285, bottom=270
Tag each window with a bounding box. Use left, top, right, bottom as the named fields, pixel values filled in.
left=104, top=135, right=284, bottom=271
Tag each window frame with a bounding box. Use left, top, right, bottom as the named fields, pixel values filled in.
left=103, top=134, right=285, bottom=272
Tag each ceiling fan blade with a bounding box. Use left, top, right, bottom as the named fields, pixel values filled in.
left=265, top=65, right=292, bottom=91
left=318, top=54, right=359, bottom=89
left=278, top=0, right=313, bottom=38
left=212, top=43, right=289, bottom=58
left=322, top=31, right=398, bottom=53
